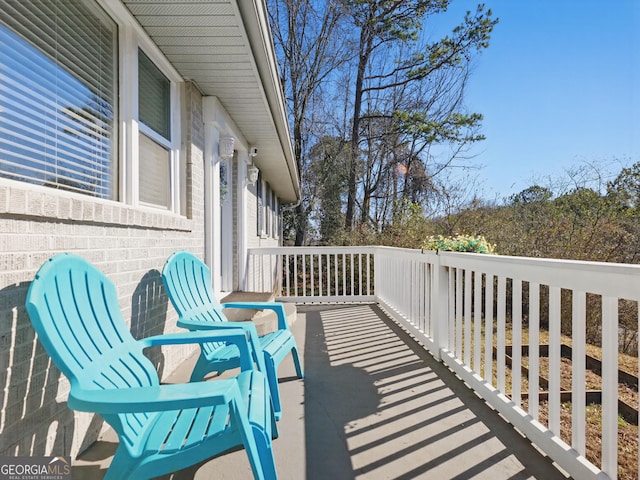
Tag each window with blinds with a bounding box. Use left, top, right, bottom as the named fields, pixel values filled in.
left=257, top=173, right=264, bottom=235
left=138, top=49, right=171, bottom=208
left=256, top=176, right=280, bottom=239
left=272, top=189, right=279, bottom=238
left=0, top=0, right=117, bottom=199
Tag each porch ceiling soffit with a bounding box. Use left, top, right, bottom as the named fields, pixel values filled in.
left=123, top=0, right=300, bottom=202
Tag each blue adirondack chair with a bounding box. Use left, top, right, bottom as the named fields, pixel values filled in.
left=25, top=253, right=278, bottom=480
left=162, top=251, right=303, bottom=420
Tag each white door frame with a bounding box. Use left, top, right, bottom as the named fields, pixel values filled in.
left=236, top=153, right=249, bottom=291
left=219, top=156, right=233, bottom=292
left=202, top=96, right=246, bottom=296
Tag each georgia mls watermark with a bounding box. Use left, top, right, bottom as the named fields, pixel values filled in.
left=0, top=456, right=71, bottom=480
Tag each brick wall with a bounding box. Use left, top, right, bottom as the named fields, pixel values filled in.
left=0, top=83, right=207, bottom=458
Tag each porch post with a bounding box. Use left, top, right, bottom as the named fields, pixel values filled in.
left=202, top=97, right=222, bottom=292
left=432, top=253, right=450, bottom=361
left=237, top=152, right=249, bottom=291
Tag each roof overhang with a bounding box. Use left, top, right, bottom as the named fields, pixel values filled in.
left=123, top=0, right=300, bottom=202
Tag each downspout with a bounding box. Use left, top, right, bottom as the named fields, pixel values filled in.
left=278, top=198, right=302, bottom=244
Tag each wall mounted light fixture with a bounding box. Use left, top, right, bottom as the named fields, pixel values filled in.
left=219, top=135, right=235, bottom=159
left=247, top=164, right=260, bottom=185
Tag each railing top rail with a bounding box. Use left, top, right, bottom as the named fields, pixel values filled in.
left=249, top=245, right=425, bottom=256
left=250, top=245, right=640, bottom=300
left=434, top=250, right=640, bottom=300
left=435, top=249, right=640, bottom=273
left=248, top=246, right=378, bottom=255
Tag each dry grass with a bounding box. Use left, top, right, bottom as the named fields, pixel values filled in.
left=524, top=328, right=639, bottom=378
left=527, top=401, right=638, bottom=480
left=461, top=323, right=639, bottom=479
left=519, top=334, right=638, bottom=480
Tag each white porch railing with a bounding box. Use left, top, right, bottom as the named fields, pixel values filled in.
left=246, top=246, right=376, bottom=302
left=247, top=246, right=640, bottom=480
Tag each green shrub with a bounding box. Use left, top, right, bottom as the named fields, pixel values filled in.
left=421, top=234, right=495, bottom=254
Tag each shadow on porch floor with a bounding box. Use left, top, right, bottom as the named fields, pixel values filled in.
left=72, top=303, right=570, bottom=479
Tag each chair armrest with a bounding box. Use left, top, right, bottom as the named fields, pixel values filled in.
left=173, top=320, right=267, bottom=373
left=222, top=302, right=289, bottom=331
left=139, top=330, right=253, bottom=371
left=68, top=379, right=241, bottom=414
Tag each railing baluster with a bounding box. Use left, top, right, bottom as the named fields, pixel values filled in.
left=548, top=286, right=561, bottom=435
left=473, top=271, right=482, bottom=373
left=413, top=260, right=419, bottom=324
left=398, top=258, right=403, bottom=314
left=456, top=268, right=463, bottom=358
left=449, top=268, right=455, bottom=354
left=419, top=261, right=425, bottom=332
left=342, top=253, right=346, bottom=296
left=528, top=282, right=540, bottom=419
left=318, top=253, right=322, bottom=297
left=601, top=295, right=618, bottom=479
left=464, top=268, right=472, bottom=366
left=276, top=253, right=282, bottom=294
left=310, top=254, right=315, bottom=297
left=404, top=258, right=409, bottom=320
left=333, top=253, right=340, bottom=297
left=294, top=253, right=299, bottom=297
left=512, top=278, right=522, bottom=408
left=325, top=254, right=329, bottom=296
left=414, top=260, right=420, bottom=330
left=350, top=254, right=354, bottom=296
left=285, top=254, right=290, bottom=297
left=367, top=253, right=371, bottom=296
left=497, top=276, right=506, bottom=393
left=417, top=260, right=423, bottom=330
left=302, top=254, right=307, bottom=297
left=358, top=253, right=363, bottom=296
left=425, top=262, right=430, bottom=334
left=572, top=290, right=586, bottom=456
left=484, top=274, right=494, bottom=384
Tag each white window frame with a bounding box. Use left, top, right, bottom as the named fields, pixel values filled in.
left=257, top=178, right=280, bottom=240
left=0, top=0, right=119, bottom=201
left=265, top=183, right=272, bottom=238
left=257, top=174, right=266, bottom=238
left=273, top=195, right=280, bottom=240
left=98, top=0, right=184, bottom=213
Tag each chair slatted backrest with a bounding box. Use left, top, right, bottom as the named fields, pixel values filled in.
left=26, top=254, right=159, bottom=445
left=162, top=252, right=228, bottom=354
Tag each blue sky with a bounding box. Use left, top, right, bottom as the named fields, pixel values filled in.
left=440, top=1, right=640, bottom=200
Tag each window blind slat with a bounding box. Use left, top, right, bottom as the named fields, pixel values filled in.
left=1, top=103, right=112, bottom=166
left=139, top=134, right=170, bottom=208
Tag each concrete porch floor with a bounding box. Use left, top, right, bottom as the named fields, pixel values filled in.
left=72, top=303, right=570, bottom=479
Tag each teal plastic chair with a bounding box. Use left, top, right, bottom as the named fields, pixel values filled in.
left=162, top=251, right=303, bottom=420
left=25, top=254, right=278, bottom=480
